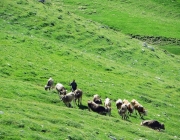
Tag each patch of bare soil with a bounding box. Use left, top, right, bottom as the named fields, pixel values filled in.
left=129, top=34, right=180, bottom=46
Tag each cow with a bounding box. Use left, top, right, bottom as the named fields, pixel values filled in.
left=88, top=101, right=110, bottom=115
left=131, top=99, right=147, bottom=118
left=134, top=103, right=147, bottom=118
left=104, top=98, right=111, bottom=107
left=123, top=99, right=134, bottom=116
left=127, top=103, right=134, bottom=116
left=141, top=120, right=165, bottom=131
left=74, top=89, right=83, bottom=105
left=116, top=99, right=123, bottom=109
left=131, top=99, right=139, bottom=106
left=118, top=104, right=129, bottom=120
left=93, top=94, right=102, bottom=104
left=55, top=83, right=67, bottom=95
left=44, top=77, right=54, bottom=91
left=60, top=92, right=75, bottom=107
left=104, top=98, right=112, bottom=116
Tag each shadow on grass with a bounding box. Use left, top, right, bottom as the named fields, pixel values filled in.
left=77, top=104, right=89, bottom=110
left=116, top=116, right=132, bottom=122
left=129, top=114, right=147, bottom=120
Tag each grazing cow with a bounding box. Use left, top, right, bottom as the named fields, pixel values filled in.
left=123, top=99, right=129, bottom=104
left=116, top=99, right=123, bottom=109
left=55, top=83, right=67, bottom=95
left=60, top=92, right=75, bottom=107
left=44, top=77, right=54, bottom=91
left=104, top=98, right=111, bottom=107
left=131, top=99, right=139, bottom=106
left=74, top=89, right=83, bottom=105
left=104, top=98, right=112, bottom=116
left=126, top=103, right=134, bottom=116
left=123, top=99, right=134, bottom=116
left=131, top=99, right=147, bottom=118
left=93, top=94, right=102, bottom=104
left=106, top=106, right=111, bottom=116
left=141, top=120, right=165, bottom=131
left=118, top=104, right=129, bottom=120
left=88, top=101, right=110, bottom=115
left=134, top=104, right=147, bottom=118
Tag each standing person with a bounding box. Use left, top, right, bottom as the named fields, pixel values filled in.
left=70, top=79, right=77, bottom=91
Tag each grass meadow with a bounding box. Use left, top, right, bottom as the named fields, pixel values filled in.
left=0, top=0, right=180, bottom=139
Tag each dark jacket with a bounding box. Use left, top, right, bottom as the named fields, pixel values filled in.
left=70, top=81, right=77, bottom=91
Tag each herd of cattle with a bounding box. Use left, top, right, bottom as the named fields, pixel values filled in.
left=44, top=78, right=165, bottom=131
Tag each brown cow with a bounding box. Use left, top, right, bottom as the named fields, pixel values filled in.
left=74, top=89, right=83, bottom=105
left=131, top=99, right=147, bottom=118
left=123, top=99, right=134, bottom=116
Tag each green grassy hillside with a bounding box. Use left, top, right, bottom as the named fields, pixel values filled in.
left=63, top=0, right=180, bottom=55
left=0, top=0, right=180, bottom=139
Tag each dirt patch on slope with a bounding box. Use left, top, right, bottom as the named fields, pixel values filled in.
left=129, top=34, right=180, bottom=46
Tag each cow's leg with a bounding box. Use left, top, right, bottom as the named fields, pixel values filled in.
left=139, top=112, right=144, bottom=119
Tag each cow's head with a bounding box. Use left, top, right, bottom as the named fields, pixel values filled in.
left=44, top=85, right=49, bottom=90
left=60, top=95, right=66, bottom=101
left=161, top=123, right=165, bottom=130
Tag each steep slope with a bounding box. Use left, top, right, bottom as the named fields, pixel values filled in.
left=63, top=0, right=180, bottom=54
left=0, top=0, right=180, bottom=139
